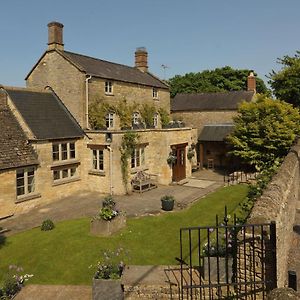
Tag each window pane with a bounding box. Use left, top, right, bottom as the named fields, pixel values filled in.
left=17, top=187, right=25, bottom=196
left=53, top=170, right=60, bottom=180
left=62, top=169, right=69, bottom=178
left=93, top=150, right=98, bottom=169
left=141, top=147, right=145, bottom=165
left=99, top=150, right=104, bottom=170
left=17, top=178, right=24, bottom=187
left=52, top=144, right=59, bottom=161
left=17, top=169, right=24, bottom=178
left=69, top=143, right=76, bottom=159
left=70, top=167, right=76, bottom=177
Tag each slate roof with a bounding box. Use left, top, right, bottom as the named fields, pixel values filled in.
left=171, top=91, right=254, bottom=112
left=59, top=50, right=168, bottom=89
left=198, top=124, right=235, bottom=142
left=6, top=88, right=85, bottom=140
left=0, top=106, right=38, bottom=170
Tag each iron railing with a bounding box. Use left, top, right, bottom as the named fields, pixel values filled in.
left=178, top=207, right=277, bottom=299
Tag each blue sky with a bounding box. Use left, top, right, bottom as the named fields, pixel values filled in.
left=1, top=0, right=300, bottom=87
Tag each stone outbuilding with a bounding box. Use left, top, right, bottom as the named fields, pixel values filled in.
left=171, top=78, right=257, bottom=169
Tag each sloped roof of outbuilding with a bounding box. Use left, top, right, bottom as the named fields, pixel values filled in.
left=0, top=105, right=38, bottom=170
left=171, top=90, right=254, bottom=112
left=198, top=124, right=235, bottom=141
left=5, top=88, right=85, bottom=140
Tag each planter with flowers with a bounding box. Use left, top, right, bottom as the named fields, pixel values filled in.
left=92, top=248, right=127, bottom=300
left=167, top=152, right=177, bottom=165
left=91, top=196, right=126, bottom=237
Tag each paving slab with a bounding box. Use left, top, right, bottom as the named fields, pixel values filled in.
left=15, top=285, right=92, bottom=300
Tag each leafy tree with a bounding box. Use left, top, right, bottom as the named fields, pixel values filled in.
left=268, top=50, right=300, bottom=107
left=227, top=95, right=300, bottom=170
left=168, top=66, right=268, bottom=98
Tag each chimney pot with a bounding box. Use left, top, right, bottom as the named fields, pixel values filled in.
left=135, top=47, right=148, bottom=72
left=47, top=21, right=64, bottom=51
left=247, top=70, right=256, bottom=92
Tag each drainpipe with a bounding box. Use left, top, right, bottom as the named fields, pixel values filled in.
left=85, top=75, right=92, bottom=129
left=107, top=146, right=113, bottom=195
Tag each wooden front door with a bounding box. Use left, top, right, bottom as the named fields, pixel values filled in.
left=172, top=144, right=186, bottom=182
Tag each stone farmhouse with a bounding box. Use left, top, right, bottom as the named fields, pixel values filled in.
left=171, top=74, right=257, bottom=169
left=0, top=22, right=195, bottom=218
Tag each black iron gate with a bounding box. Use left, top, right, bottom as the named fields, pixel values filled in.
left=178, top=208, right=277, bottom=299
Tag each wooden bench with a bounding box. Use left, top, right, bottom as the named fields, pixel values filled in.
left=131, top=171, right=158, bottom=193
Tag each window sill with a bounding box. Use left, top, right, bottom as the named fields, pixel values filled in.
left=153, top=98, right=159, bottom=101
left=130, top=167, right=148, bottom=174
left=51, top=159, right=80, bottom=169
left=15, top=193, right=41, bottom=204
left=52, top=177, right=81, bottom=187
left=105, top=93, right=114, bottom=96
left=88, top=170, right=106, bottom=176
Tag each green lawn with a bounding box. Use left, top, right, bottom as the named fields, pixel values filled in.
left=0, top=184, right=248, bottom=285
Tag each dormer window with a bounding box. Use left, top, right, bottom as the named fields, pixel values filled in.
left=106, top=113, right=114, bottom=129
left=105, top=81, right=113, bottom=95
left=152, top=88, right=158, bottom=99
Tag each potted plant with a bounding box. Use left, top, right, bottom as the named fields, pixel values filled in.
left=167, top=152, right=177, bottom=165
left=161, top=195, right=175, bottom=211
left=91, top=196, right=126, bottom=236
left=92, top=248, right=126, bottom=300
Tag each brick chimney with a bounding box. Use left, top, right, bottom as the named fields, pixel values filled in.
left=247, top=71, right=256, bottom=92
left=47, top=22, right=64, bottom=51
left=135, top=47, right=148, bottom=72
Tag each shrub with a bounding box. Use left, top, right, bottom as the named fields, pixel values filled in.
left=161, top=195, right=175, bottom=202
left=98, top=207, right=118, bottom=221
left=41, top=219, right=55, bottom=231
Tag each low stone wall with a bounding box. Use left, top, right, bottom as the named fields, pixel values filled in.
left=240, top=141, right=300, bottom=289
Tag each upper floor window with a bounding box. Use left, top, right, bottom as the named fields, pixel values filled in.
left=132, top=112, right=140, bottom=125
left=106, top=113, right=114, bottom=129
left=105, top=81, right=113, bottom=95
left=153, top=113, right=159, bottom=128
left=92, top=149, right=104, bottom=171
left=152, top=88, right=158, bottom=99
left=52, top=142, right=76, bottom=161
left=131, top=146, right=145, bottom=169
left=16, top=167, right=35, bottom=197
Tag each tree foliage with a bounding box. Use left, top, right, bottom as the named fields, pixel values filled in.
left=227, top=95, right=300, bottom=170
left=168, top=66, right=268, bottom=98
left=268, top=50, right=300, bottom=107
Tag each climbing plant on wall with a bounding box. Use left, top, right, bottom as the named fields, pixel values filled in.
left=120, top=131, right=140, bottom=192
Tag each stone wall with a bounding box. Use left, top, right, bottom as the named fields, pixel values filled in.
left=237, top=141, right=300, bottom=293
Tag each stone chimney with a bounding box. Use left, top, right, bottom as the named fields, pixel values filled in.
left=47, top=22, right=64, bottom=51
left=247, top=71, right=256, bottom=92
left=135, top=47, right=148, bottom=72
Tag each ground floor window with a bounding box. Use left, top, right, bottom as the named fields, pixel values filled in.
left=16, top=167, right=35, bottom=197
left=131, top=147, right=145, bottom=168
left=53, top=166, right=77, bottom=182
left=92, top=149, right=104, bottom=171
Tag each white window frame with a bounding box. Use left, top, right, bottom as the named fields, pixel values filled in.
left=106, top=113, right=114, bottom=129
left=92, top=149, right=104, bottom=171
left=153, top=113, right=159, bottom=128
left=16, top=167, right=36, bottom=197
left=152, top=88, right=158, bottom=99
left=105, top=81, right=113, bottom=95
left=132, top=112, right=140, bottom=125
left=53, top=166, right=77, bottom=182
left=131, top=146, right=145, bottom=169
left=52, top=142, right=76, bottom=161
